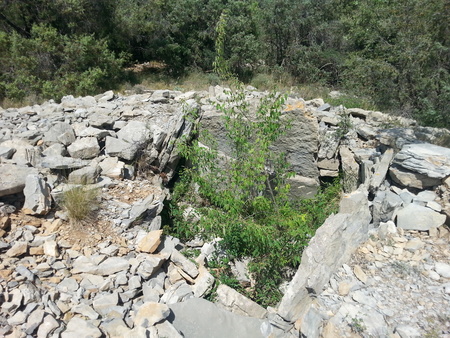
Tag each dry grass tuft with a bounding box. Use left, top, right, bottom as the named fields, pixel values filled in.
left=61, top=186, right=100, bottom=224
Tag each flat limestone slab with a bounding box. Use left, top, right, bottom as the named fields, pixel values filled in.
left=0, top=164, right=38, bottom=197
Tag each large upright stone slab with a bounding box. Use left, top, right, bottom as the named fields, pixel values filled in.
left=22, top=174, right=52, bottom=215
left=278, top=188, right=371, bottom=323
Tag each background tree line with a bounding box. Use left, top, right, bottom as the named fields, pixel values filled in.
left=0, top=0, right=448, bottom=127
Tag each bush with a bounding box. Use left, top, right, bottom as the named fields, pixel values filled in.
left=0, top=24, right=128, bottom=103
left=168, top=82, right=342, bottom=306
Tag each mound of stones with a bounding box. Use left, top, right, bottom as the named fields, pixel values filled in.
left=0, top=86, right=449, bottom=337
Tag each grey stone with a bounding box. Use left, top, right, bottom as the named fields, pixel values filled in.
left=99, top=157, right=124, bottom=179
left=395, top=324, right=421, bottom=338
left=397, top=204, right=446, bottom=231
left=369, top=148, right=394, bottom=191
left=390, top=164, right=442, bottom=189
left=317, top=158, right=339, bottom=170
left=100, top=318, right=132, bottom=337
left=377, top=128, right=418, bottom=149
left=169, top=298, right=267, bottom=338
left=393, top=143, right=450, bottom=179
left=43, top=240, right=59, bottom=257
left=42, top=143, right=66, bottom=157
left=25, top=308, right=45, bottom=334
left=6, top=241, right=28, bottom=257
left=62, top=316, right=101, bottom=338
left=150, top=90, right=170, bottom=103
left=57, top=278, right=79, bottom=293
left=22, top=174, right=52, bottom=216
left=1, top=138, right=37, bottom=166
left=41, top=155, right=90, bottom=169
left=372, top=190, right=403, bottom=225
left=77, top=126, right=111, bottom=139
left=171, top=249, right=199, bottom=278
left=93, top=292, right=119, bottom=317
left=136, top=254, right=166, bottom=279
left=155, top=321, right=183, bottom=338
left=278, top=188, right=371, bottom=322
left=216, top=284, right=267, bottom=319
left=7, top=311, right=28, bottom=326
left=0, top=145, right=15, bottom=159
left=105, top=136, right=140, bottom=161
left=67, top=137, right=100, bottom=159
left=300, top=306, right=324, bottom=338
left=340, top=146, right=359, bottom=193
left=37, top=314, right=59, bottom=338
left=89, top=113, right=115, bottom=129
left=0, top=164, right=38, bottom=197
left=318, top=129, right=339, bottom=159
left=72, top=303, right=99, bottom=320
left=116, top=120, right=151, bottom=145
left=68, top=165, right=100, bottom=184
left=287, top=175, right=319, bottom=199
left=160, top=281, right=194, bottom=304
left=435, top=262, right=450, bottom=278
left=96, top=257, right=130, bottom=276
left=98, top=90, right=114, bottom=102
left=192, top=265, right=215, bottom=298
left=43, top=122, right=75, bottom=145
left=16, top=265, right=35, bottom=281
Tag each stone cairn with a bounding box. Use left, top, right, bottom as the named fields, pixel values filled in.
left=0, top=86, right=449, bottom=337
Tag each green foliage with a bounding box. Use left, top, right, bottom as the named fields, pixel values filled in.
left=0, top=24, right=127, bottom=103
left=168, top=78, right=342, bottom=305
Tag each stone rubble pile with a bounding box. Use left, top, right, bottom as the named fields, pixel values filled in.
left=0, top=86, right=449, bottom=337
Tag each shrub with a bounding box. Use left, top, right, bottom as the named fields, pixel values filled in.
left=168, top=80, right=342, bottom=306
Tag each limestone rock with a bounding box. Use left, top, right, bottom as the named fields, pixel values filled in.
left=134, top=302, right=170, bottom=327
left=0, top=164, right=38, bottom=197
left=287, top=175, right=319, bottom=199
left=169, top=298, right=267, bottom=338
left=6, top=241, right=28, bottom=257
left=99, top=157, right=125, bottom=179
left=105, top=136, right=140, bottom=161
left=117, top=120, right=151, bottom=145
left=192, top=265, right=215, bottom=298
left=369, top=148, right=394, bottom=191
left=22, top=174, right=52, bottom=216
left=68, top=165, right=100, bottom=184
left=278, top=188, right=371, bottom=322
left=393, top=143, right=450, bottom=179
left=340, top=146, right=359, bottom=193
left=43, top=122, right=75, bottom=145
left=61, top=316, right=101, bottom=338
left=435, top=262, right=450, bottom=278
left=389, top=165, right=441, bottom=189
left=171, top=249, right=199, bottom=278
left=41, top=155, right=90, bottom=169
left=136, top=230, right=163, bottom=253
left=216, top=284, right=267, bottom=319
left=397, top=204, right=446, bottom=231
left=67, top=137, right=100, bottom=159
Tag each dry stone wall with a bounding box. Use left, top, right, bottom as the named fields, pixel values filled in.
left=0, top=86, right=449, bottom=337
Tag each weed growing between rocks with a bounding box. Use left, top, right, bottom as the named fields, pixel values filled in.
left=60, top=186, right=99, bottom=224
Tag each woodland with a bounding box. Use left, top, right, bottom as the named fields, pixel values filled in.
left=0, top=0, right=449, bottom=128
